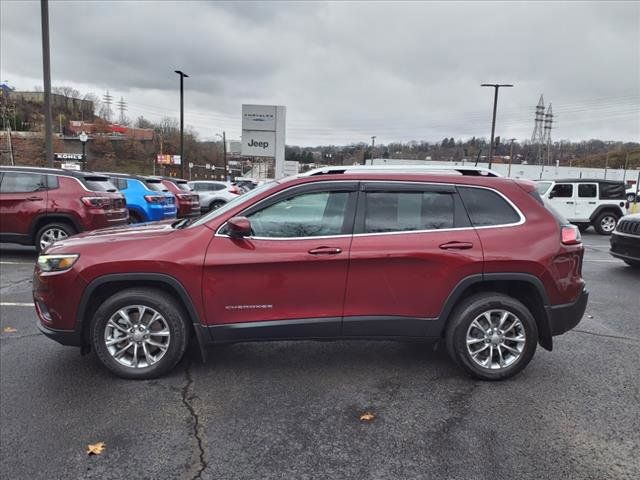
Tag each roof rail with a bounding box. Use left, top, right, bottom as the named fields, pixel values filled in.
left=302, top=164, right=502, bottom=177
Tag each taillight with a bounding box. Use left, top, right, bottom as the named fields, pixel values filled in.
left=228, top=185, right=241, bottom=195
left=144, top=195, right=165, bottom=204
left=81, top=196, right=112, bottom=209
left=561, top=225, right=582, bottom=245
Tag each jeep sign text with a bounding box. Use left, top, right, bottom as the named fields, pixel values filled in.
left=248, top=139, right=269, bottom=149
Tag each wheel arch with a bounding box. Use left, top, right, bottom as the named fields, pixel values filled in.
left=589, top=205, right=624, bottom=223
left=76, top=273, right=209, bottom=359
left=29, top=213, right=82, bottom=241
left=439, top=273, right=553, bottom=351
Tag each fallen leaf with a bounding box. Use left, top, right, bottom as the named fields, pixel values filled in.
left=2, top=327, right=17, bottom=333
left=587, top=315, right=594, bottom=319
left=359, top=412, right=376, bottom=422
left=86, top=442, right=106, bottom=455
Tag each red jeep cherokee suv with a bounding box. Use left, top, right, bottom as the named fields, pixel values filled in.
left=1, top=166, right=128, bottom=251
left=33, top=166, right=588, bottom=380
left=157, top=176, right=201, bottom=218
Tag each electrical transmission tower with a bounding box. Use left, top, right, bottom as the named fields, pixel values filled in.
left=116, top=97, right=127, bottom=124
left=102, top=90, right=113, bottom=122
left=530, top=94, right=545, bottom=164
left=544, top=104, right=553, bottom=166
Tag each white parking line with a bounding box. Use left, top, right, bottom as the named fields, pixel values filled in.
left=583, top=259, right=621, bottom=263
left=0, top=262, right=33, bottom=265
left=0, top=302, right=34, bottom=307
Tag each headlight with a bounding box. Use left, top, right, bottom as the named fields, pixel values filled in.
left=37, top=254, right=79, bottom=272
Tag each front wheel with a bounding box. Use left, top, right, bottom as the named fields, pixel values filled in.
left=90, top=288, right=189, bottom=379
left=623, top=259, right=640, bottom=268
left=208, top=200, right=226, bottom=211
left=594, top=212, right=618, bottom=235
left=445, top=293, right=538, bottom=381
left=35, top=222, right=76, bottom=252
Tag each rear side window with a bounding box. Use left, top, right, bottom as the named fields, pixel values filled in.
left=0, top=172, right=46, bottom=193
left=363, top=191, right=454, bottom=233
left=82, top=176, right=117, bottom=192
left=175, top=181, right=191, bottom=192
left=458, top=187, right=521, bottom=227
left=578, top=184, right=597, bottom=198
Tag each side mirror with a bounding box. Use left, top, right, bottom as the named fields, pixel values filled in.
left=227, top=216, right=252, bottom=238
left=548, top=191, right=554, bottom=199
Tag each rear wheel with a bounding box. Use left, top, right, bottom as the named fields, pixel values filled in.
left=35, top=222, right=76, bottom=252
left=90, top=288, right=189, bottom=379
left=593, top=212, right=618, bottom=235
left=445, top=293, right=538, bottom=381
left=128, top=210, right=143, bottom=224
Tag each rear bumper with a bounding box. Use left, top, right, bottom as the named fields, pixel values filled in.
left=37, top=321, right=82, bottom=346
left=546, top=288, right=589, bottom=336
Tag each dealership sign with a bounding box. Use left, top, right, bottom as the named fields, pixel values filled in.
left=54, top=153, right=84, bottom=161
left=241, top=104, right=286, bottom=178
left=157, top=154, right=181, bottom=165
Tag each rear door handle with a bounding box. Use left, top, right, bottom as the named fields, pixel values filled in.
left=439, top=241, right=473, bottom=250
left=566, top=201, right=574, bottom=204
left=308, top=246, right=342, bottom=255
left=26, top=196, right=43, bottom=201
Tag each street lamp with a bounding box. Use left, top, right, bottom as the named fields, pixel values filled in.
left=79, top=131, right=88, bottom=165
left=481, top=83, right=513, bottom=170
left=174, top=70, right=189, bottom=178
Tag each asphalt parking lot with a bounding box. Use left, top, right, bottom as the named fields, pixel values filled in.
left=1, top=231, right=639, bottom=480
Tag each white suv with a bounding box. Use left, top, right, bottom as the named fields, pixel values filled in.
left=535, top=179, right=627, bottom=235
left=188, top=181, right=241, bottom=211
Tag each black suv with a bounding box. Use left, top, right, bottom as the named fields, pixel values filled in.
left=610, top=213, right=640, bottom=267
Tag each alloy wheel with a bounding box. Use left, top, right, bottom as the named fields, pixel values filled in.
left=104, top=305, right=171, bottom=368
left=600, top=215, right=617, bottom=233
left=466, top=309, right=526, bottom=370
left=39, top=228, right=69, bottom=250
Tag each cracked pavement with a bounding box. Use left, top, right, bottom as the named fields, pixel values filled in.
left=1, top=232, right=639, bottom=479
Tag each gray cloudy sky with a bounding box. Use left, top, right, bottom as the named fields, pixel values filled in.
left=1, top=0, right=639, bottom=145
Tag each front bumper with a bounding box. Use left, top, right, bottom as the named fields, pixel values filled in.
left=546, top=288, right=589, bottom=336
left=610, top=232, right=640, bottom=262
left=37, top=321, right=82, bottom=346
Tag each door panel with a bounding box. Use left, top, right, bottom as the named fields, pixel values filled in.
left=548, top=183, right=575, bottom=220
left=343, top=184, right=483, bottom=333
left=574, top=183, right=598, bottom=221
left=0, top=172, right=47, bottom=236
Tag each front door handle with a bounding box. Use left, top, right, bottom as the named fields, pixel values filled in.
left=565, top=201, right=574, bottom=205
left=439, top=241, right=473, bottom=250
left=26, top=196, right=43, bottom=201
left=308, top=246, right=342, bottom=255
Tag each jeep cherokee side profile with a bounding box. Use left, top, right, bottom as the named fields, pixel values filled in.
left=0, top=166, right=128, bottom=251
left=34, top=166, right=588, bottom=381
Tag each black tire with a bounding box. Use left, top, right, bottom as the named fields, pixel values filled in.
left=128, top=210, right=143, bottom=224
left=35, top=222, right=77, bottom=252
left=593, top=211, right=619, bottom=235
left=90, top=288, right=189, bottom=379
left=445, top=292, right=538, bottom=381
left=577, top=223, right=590, bottom=233
left=209, top=200, right=226, bottom=211
left=623, top=259, right=640, bottom=268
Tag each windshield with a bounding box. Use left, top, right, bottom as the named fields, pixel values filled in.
left=175, top=181, right=192, bottom=192
left=146, top=180, right=168, bottom=192
left=82, top=176, right=118, bottom=192
left=535, top=181, right=552, bottom=195
left=189, top=181, right=277, bottom=228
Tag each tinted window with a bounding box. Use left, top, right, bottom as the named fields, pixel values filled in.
left=175, top=181, right=191, bottom=192
left=578, top=183, right=597, bottom=198
left=248, top=191, right=349, bottom=238
left=82, top=176, right=117, bottom=192
left=550, top=183, right=573, bottom=198
left=46, top=175, right=59, bottom=189
left=0, top=172, right=46, bottom=193
left=364, top=191, right=454, bottom=233
left=146, top=180, right=168, bottom=192
left=458, top=187, right=521, bottom=227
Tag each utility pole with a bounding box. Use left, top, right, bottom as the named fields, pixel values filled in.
left=369, top=136, right=376, bottom=165
left=481, top=83, right=513, bottom=170
left=222, top=131, right=228, bottom=181
left=40, top=0, right=53, bottom=167
left=604, top=151, right=610, bottom=179
left=174, top=70, right=188, bottom=179
left=116, top=97, right=127, bottom=124
left=508, top=138, right=516, bottom=177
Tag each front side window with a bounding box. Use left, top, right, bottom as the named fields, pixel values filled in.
left=363, top=191, right=454, bottom=233
left=458, top=187, right=521, bottom=227
left=550, top=183, right=573, bottom=198
left=0, top=172, right=46, bottom=193
left=248, top=191, right=349, bottom=238
left=578, top=183, right=597, bottom=198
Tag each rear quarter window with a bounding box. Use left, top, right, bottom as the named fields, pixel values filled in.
left=458, top=187, right=521, bottom=227
left=145, top=181, right=168, bottom=192
left=81, top=176, right=118, bottom=192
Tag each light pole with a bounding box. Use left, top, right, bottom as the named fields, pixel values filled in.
left=41, top=0, right=53, bottom=167
left=481, top=83, right=513, bottom=169
left=79, top=131, right=88, bottom=167
left=174, top=70, right=188, bottom=178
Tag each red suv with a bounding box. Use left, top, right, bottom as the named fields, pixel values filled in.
left=157, top=176, right=201, bottom=218
left=33, top=166, right=588, bottom=380
left=1, top=166, right=128, bottom=251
